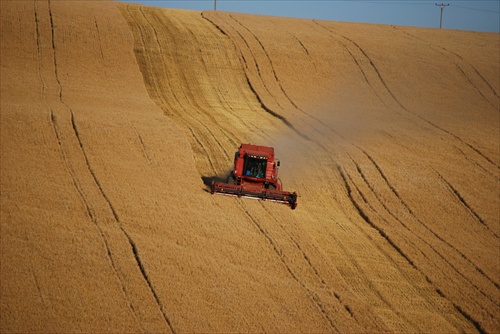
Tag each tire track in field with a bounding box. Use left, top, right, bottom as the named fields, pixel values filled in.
left=226, top=14, right=497, bottom=330
left=292, top=33, right=310, bottom=56
left=34, top=1, right=47, bottom=97
left=45, top=3, right=174, bottom=332
left=350, top=155, right=499, bottom=303
left=229, top=16, right=302, bottom=112
left=227, top=15, right=348, bottom=142
left=340, top=169, right=439, bottom=330
left=436, top=172, right=498, bottom=240
left=133, top=126, right=154, bottom=165
left=143, top=8, right=234, bottom=163
left=347, top=140, right=498, bottom=331
left=214, top=82, right=272, bottom=142
left=127, top=6, right=216, bottom=172
left=142, top=8, right=232, bottom=165
left=204, top=12, right=312, bottom=141
left=453, top=64, right=496, bottom=109
left=300, top=25, right=499, bottom=321
left=70, top=111, right=178, bottom=332
left=125, top=8, right=498, bottom=332
left=453, top=145, right=499, bottom=180
left=337, top=165, right=488, bottom=333
left=424, top=118, right=499, bottom=173
left=256, top=202, right=400, bottom=333
left=245, top=158, right=451, bottom=331
left=36, top=2, right=137, bottom=319
left=213, top=17, right=442, bottom=302
left=333, top=160, right=474, bottom=332
left=46, top=1, right=125, bottom=303
left=126, top=6, right=289, bottom=182
left=223, top=17, right=289, bottom=120
left=203, top=14, right=478, bottom=331
left=343, top=154, right=500, bottom=332
left=202, top=13, right=386, bottom=328
left=167, top=15, right=240, bottom=158
left=51, top=110, right=146, bottom=332
left=235, top=200, right=340, bottom=333
left=209, top=14, right=393, bottom=158
left=210, top=12, right=378, bottom=164
left=93, top=18, right=107, bottom=77
left=258, top=203, right=353, bottom=306
left=30, top=267, right=46, bottom=307
left=349, top=132, right=499, bottom=302
left=313, top=21, right=404, bottom=112
left=125, top=6, right=254, bottom=178
left=393, top=26, right=498, bottom=107
left=317, top=21, right=498, bottom=175
left=125, top=6, right=220, bottom=175
left=228, top=16, right=353, bottom=140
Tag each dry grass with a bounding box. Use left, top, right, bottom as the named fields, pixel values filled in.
left=1, top=1, right=498, bottom=333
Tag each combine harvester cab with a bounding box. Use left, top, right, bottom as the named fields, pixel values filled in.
left=211, top=144, right=298, bottom=209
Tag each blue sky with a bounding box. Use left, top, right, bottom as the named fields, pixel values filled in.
left=121, top=0, right=500, bottom=32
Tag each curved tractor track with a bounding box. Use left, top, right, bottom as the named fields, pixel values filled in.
left=1, top=1, right=499, bottom=333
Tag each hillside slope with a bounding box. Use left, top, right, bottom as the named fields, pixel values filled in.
left=1, top=1, right=499, bottom=333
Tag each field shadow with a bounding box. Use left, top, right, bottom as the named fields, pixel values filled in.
left=201, top=173, right=230, bottom=193
left=201, top=175, right=225, bottom=187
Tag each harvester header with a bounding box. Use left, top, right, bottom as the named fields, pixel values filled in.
left=211, top=144, right=298, bottom=209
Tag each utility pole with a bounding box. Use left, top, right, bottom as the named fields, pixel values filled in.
left=435, top=3, right=449, bottom=29
left=214, top=0, right=216, bottom=10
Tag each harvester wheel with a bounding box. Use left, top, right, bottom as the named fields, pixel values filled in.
left=227, top=175, right=236, bottom=184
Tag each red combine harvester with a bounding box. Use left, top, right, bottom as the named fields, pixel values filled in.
left=211, top=144, right=298, bottom=209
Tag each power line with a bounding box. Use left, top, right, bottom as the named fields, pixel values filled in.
left=453, top=4, right=500, bottom=14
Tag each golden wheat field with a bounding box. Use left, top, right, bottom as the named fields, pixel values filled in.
left=1, top=1, right=499, bottom=333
